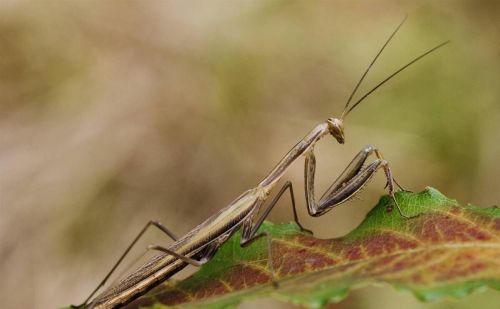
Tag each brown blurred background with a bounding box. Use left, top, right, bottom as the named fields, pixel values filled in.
left=0, top=1, right=499, bottom=309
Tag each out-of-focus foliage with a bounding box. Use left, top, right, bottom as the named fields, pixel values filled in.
left=0, top=1, right=498, bottom=309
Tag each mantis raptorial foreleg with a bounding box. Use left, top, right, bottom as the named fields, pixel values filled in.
left=305, top=145, right=415, bottom=218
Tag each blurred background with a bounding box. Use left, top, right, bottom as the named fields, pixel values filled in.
left=0, top=1, right=498, bottom=308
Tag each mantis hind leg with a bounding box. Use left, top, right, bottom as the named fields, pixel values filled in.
left=305, top=145, right=416, bottom=218
left=148, top=228, right=232, bottom=267
left=147, top=242, right=220, bottom=267
left=71, top=221, right=179, bottom=308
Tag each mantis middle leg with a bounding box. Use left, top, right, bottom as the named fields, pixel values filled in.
left=239, top=180, right=313, bottom=286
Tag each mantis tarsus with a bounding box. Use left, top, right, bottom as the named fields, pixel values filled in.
left=74, top=17, right=449, bottom=309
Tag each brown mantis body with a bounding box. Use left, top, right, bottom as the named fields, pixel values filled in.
left=74, top=18, right=449, bottom=309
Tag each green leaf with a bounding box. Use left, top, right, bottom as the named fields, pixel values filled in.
left=118, top=187, right=500, bottom=309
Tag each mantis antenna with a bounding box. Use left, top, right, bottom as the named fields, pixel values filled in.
left=341, top=15, right=408, bottom=119
left=341, top=19, right=450, bottom=119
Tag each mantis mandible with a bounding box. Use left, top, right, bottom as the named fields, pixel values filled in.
left=73, top=17, right=449, bottom=309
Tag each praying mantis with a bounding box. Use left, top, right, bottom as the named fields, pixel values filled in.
left=73, top=17, right=449, bottom=309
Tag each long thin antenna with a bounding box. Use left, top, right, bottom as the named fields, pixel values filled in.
left=343, top=40, right=450, bottom=118
left=340, top=16, right=407, bottom=119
